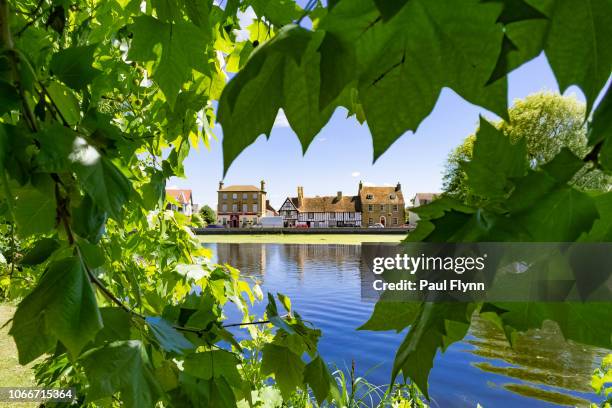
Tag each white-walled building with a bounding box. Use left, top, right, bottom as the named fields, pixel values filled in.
left=279, top=187, right=361, bottom=228
left=408, top=193, right=439, bottom=225
left=166, top=189, right=194, bottom=216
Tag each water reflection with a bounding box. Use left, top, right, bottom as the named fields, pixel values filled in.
left=205, top=243, right=609, bottom=407
left=467, top=317, right=607, bottom=406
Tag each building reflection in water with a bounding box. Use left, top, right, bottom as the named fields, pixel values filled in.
left=208, top=243, right=363, bottom=283
left=467, top=316, right=608, bottom=406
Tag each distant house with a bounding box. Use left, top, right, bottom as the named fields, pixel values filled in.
left=409, top=193, right=439, bottom=225
left=279, top=187, right=361, bottom=228
left=166, top=189, right=194, bottom=216
left=265, top=200, right=278, bottom=216
left=359, top=182, right=405, bottom=227
left=217, top=181, right=267, bottom=228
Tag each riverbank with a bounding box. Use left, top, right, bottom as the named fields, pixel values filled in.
left=197, top=234, right=404, bottom=244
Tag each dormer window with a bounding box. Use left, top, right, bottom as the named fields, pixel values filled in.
left=389, top=194, right=396, bottom=199
left=366, top=194, right=373, bottom=200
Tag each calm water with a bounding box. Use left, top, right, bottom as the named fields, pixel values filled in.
left=204, top=243, right=609, bottom=408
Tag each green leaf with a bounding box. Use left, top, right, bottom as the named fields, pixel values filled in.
left=10, top=257, right=102, bottom=363
left=277, top=292, right=291, bottom=313
left=537, top=0, right=612, bottom=111
left=485, top=302, right=612, bottom=349
left=77, top=239, right=106, bottom=269
left=372, top=0, right=409, bottom=20
left=50, top=45, right=101, bottom=90
left=219, top=25, right=325, bottom=173
left=94, top=307, right=133, bottom=344
left=0, top=81, right=20, bottom=115
left=183, top=350, right=242, bottom=385
left=76, top=157, right=133, bottom=220
left=486, top=0, right=547, bottom=24
left=461, top=117, right=527, bottom=199
left=128, top=16, right=209, bottom=108
left=45, top=81, right=81, bottom=126
left=145, top=317, right=194, bottom=354
left=353, top=0, right=508, bottom=159
left=264, top=293, right=294, bottom=335
left=580, top=192, right=612, bottom=241
left=175, top=374, right=237, bottom=408
left=303, top=356, right=340, bottom=405
left=250, top=0, right=303, bottom=26
left=588, top=83, right=612, bottom=173
left=72, top=194, right=107, bottom=243
left=19, top=237, right=60, bottom=266
left=36, top=125, right=133, bottom=219
left=359, top=301, right=420, bottom=332
left=488, top=0, right=612, bottom=107
left=81, top=340, right=161, bottom=408
left=390, top=303, right=473, bottom=398
left=261, top=344, right=305, bottom=399
left=13, top=180, right=57, bottom=239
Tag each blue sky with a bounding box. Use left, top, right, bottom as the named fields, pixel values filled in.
left=168, top=53, right=586, bottom=209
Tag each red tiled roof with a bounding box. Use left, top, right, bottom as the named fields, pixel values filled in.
left=289, top=195, right=359, bottom=212
left=166, top=189, right=192, bottom=204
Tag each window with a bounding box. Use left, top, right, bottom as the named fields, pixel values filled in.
left=222, top=204, right=228, bottom=212
left=389, top=194, right=396, bottom=199
left=222, top=193, right=227, bottom=199
left=253, top=193, right=257, bottom=199
left=380, top=204, right=385, bottom=211
left=368, top=218, right=373, bottom=225
left=232, top=193, right=237, bottom=199
left=348, top=212, right=354, bottom=219
left=421, top=199, right=429, bottom=205
left=393, top=218, right=398, bottom=225
left=308, top=212, right=314, bottom=219
left=242, top=193, right=248, bottom=199
left=232, top=204, right=238, bottom=212
left=368, top=204, right=373, bottom=211
left=252, top=204, right=258, bottom=212
left=242, top=204, right=248, bottom=212
left=366, top=194, right=373, bottom=200
left=329, top=212, right=336, bottom=219
left=222, top=218, right=227, bottom=225
left=393, top=204, right=398, bottom=211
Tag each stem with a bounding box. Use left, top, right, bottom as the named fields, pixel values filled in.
left=0, top=0, right=14, bottom=49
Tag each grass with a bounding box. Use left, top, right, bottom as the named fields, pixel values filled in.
left=197, top=234, right=404, bottom=244
left=0, top=304, right=37, bottom=408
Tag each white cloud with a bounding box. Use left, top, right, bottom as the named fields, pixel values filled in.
left=362, top=181, right=375, bottom=187
left=273, top=109, right=290, bottom=128
left=351, top=171, right=361, bottom=177
left=318, top=137, right=327, bottom=142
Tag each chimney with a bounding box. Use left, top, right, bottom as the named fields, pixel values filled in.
left=337, top=191, right=342, bottom=200
left=260, top=180, right=266, bottom=192
left=359, top=180, right=363, bottom=191
left=218, top=181, right=224, bottom=190
left=297, top=186, right=304, bottom=207
left=395, top=182, right=401, bottom=191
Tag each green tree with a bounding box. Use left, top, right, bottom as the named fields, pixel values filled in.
left=199, top=204, right=217, bottom=225
left=443, top=93, right=611, bottom=204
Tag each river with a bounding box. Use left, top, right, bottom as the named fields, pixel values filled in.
left=203, top=243, right=609, bottom=408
